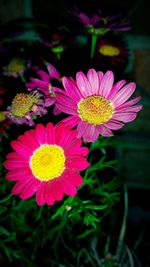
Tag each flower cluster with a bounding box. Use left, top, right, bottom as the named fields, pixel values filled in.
left=0, top=5, right=143, bottom=207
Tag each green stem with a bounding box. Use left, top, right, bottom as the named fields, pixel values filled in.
left=90, top=34, right=98, bottom=59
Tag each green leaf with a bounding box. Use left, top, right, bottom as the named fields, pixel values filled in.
left=77, top=228, right=95, bottom=239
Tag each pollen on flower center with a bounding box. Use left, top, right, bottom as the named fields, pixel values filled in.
left=99, top=45, right=120, bottom=56
left=78, top=95, right=114, bottom=125
left=30, top=144, right=65, bottom=181
left=11, top=93, right=39, bottom=117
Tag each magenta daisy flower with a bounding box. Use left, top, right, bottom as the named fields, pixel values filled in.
left=54, top=69, right=143, bottom=142
left=73, top=9, right=130, bottom=34
left=4, top=123, right=89, bottom=206
left=26, top=63, right=60, bottom=108
left=5, top=91, right=47, bottom=126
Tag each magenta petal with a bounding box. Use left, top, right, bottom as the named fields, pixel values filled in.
left=45, top=122, right=55, bottom=144
left=5, top=168, right=31, bottom=181
left=26, top=78, right=48, bottom=89
left=55, top=94, right=77, bottom=110
left=36, top=183, right=45, bottom=206
left=11, top=140, right=32, bottom=157
left=55, top=102, right=78, bottom=115
left=35, top=124, right=46, bottom=144
left=4, top=159, right=27, bottom=170
left=47, top=63, right=60, bottom=79
left=12, top=180, right=27, bottom=195
left=35, top=70, right=49, bottom=81
left=66, top=156, right=89, bottom=171
left=62, top=178, right=77, bottom=196
left=62, top=115, right=81, bottom=129
left=79, top=13, right=90, bottom=24
left=68, top=172, right=83, bottom=187
left=87, top=69, right=99, bottom=95
left=76, top=71, right=92, bottom=97
left=50, top=180, right=64, bottom=201
left=44, top=182, right=55, bottom=205
left=99, top=71, right=114, bottom=98
left=20, top=179, right=40, bottom=200
left=62, top=77, right=82, bottom=101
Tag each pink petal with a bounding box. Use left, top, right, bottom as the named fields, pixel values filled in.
left=115, top=96, right=141, bottom=109
left=103, top=120, right=124, bottom=130
left=97, top=71, right=104, bottom=92
left=112, top=112, right=137, bottom=123
left=76, top=71, right=92, bottom=97
left=82, top=124, right=100, bottom=142
left=98, top=125, right=114, bottom=136
left=99, top=71, right=114, bottom=97
left=77, top=121, right=89, bottom=138
left=116, top=105, right=143, bottom=113
left=108, top=80, right=126, bottom=99
left=87, top=69, right=99, bottom=95
left=111, top=82, right=136, bottom=107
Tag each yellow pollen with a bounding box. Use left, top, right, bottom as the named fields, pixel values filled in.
left=7, top=58, right=26, bottom=73
left=30, top=144, right=65, bottom=181
left=11, top=93, right=39, bottom=118
left=99, top=45, right=120, bottom=57
left=48, top=84, right=53, bottom=96
left=78, top=95, right=114, bottom=125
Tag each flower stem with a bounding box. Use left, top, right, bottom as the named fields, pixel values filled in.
left=90, top=34, right=98, bottom=59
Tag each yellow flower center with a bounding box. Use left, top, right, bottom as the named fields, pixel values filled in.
left=99, top=45, right=120, bottom=57
left=78, top=95, right=114, bottom=125
left=0, top=111, right=5, bottom=122
left=30, top=144, right=65, bottom=181
left=7, top=58, right=26, bottom=73
left=11, top=93, right=39, bottom=117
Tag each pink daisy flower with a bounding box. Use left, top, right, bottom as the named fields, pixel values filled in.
left=26, top=63, right=60, bottom=108
left=4, top=123, right=89, bottom=206
left=5, top=91, right=47, bottom=126
left=54, top=69, right=143, bottom=142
